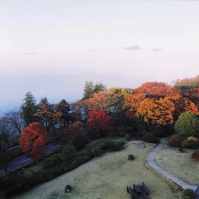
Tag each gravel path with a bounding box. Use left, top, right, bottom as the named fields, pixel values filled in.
left=148, top=138, right=198, bottom=191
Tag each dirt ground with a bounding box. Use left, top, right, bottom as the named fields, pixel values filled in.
left=156, top=140, right=199, bottom=185
left=11, top=141, right=182, bottom=199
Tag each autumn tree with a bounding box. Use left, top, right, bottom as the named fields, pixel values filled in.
left=34, top=98, right=62, bottom=131
left=81, top=93, right=119, bottom=113
left=19, top=123, right=48, bottom=160
left=124, top=82, right=181, bottom=129
left=136, top=97, right=175, bottom=127
left=88, top=110, right=112, bottom=136
left=21, top=92, right=37, bottom=126
left=174, top=75, right=199, bottom=90
left=67, top=121, right=84, bottom=134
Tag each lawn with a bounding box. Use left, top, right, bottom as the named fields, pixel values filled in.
left=156, top=140, right=199, bottom=186
left=10, top=140, right=182, bottom=199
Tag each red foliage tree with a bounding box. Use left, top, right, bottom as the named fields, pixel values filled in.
left=88, top=110, right=112, bottom=131
left=19, top=123, right=48, bottom=160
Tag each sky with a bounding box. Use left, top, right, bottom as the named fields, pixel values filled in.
left=0, top=0, right=199, bottom=115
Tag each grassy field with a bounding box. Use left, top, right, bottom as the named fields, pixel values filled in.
left=10, top=140, right=182, bottom=199
left=156, top=140, right=199, bottom=185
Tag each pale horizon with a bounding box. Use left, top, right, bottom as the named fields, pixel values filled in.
left=0, top=0, right=199, bottom=115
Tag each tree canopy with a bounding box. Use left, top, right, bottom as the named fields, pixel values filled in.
left=174, top=112, right=199, bottom=137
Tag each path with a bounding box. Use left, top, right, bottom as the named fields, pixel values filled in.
left=148, top=138, right=198, bottom=191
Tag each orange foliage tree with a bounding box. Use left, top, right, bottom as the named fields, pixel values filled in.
left=82, top=93, right=120, bottom=112
left=34, top=103, right=62, bottom=130
left=67, top=121, right=84, bottom=134
left=124, top=82, right=183, bottom=127
left=19, top=123, right=48, bottom=160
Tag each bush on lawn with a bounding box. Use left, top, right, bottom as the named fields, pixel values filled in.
left=141, top=133, right=158, bottom=144
left=128, top=154, right=135, bottom=160
left=168, top=134, right=184, bottom=147
left=182, top=188, right=195, bottom=199
left=87, top=139, right=112, bottom=157
left=42, top=154, right=61, bottom=170
left=62, top=145, right=77, bottom=160
left=110, top=141, right=124, bottom=151
left=191, top=150, right=199, bottom=161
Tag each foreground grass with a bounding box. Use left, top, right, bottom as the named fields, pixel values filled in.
left=156, top=140, right=199, bottom=185
left=11, top=141, right=182, bottom=199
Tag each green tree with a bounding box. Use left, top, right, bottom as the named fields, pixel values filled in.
left=175, top=112, right=199, bottom=137
left=55, top=99, right=71, bottom=127
left=21, top=92, right=37, bottom=126
left=83, top=81, right=94, bottom=100
left=82, top=81, right=106, bottom=100
left=94, top=82, right=106, bottom=93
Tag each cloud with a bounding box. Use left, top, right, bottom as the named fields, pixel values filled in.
left=122, top=45, right=142, bottom=51
left=19, top=52, right=37, bottom=55
left=85, top=49, right=101, bottom=52
left=150, top=48, right=163, bottom=52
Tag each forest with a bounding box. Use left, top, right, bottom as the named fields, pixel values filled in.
left=0, top=75, right=199, bottom=157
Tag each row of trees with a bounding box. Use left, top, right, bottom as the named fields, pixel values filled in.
left=1, top=77, right=199, bottom=163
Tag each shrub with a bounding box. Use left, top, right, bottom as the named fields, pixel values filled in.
left=168, top=134, right=184, bottom=147
left=141, top=133, right=158, bottom=144
left=187, top=136, right=198, bottom=142
left=191, top=150, right=199, bottom=161
left=175, top=112, right=199, bottom=137
left=116, top=126, right=127, bottom=136
left=62, top=145, right=76, bottom=160
left=42, top=154, right=61, bottom=170
left=72, top=134, right=89, bottom=150
left=182, top=188, right=195, bottom=199
left=181, top=139, right=199, bottom=149
left=128, top=154, right=135, bottom=160
left=125, top=134, right=131, bottom=140
left=181, top=140, right=193, bottom=149
left=87, top=139, right=112, bottom=157
left=110, top=141, right=123, bottom=151
left=154, top=129, right=166, bottom=138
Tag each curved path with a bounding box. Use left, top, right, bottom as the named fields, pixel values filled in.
left=148, top=138, right=198, bottom=191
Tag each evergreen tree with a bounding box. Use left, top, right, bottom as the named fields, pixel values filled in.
left=21, top=92, right=37, bottom=126
left=56, top=99, right=71, bottom=126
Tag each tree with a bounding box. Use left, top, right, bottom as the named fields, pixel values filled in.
left=21, top=92, right=37, bottom=126
left=4, top=109, right=24, bottom=135
left=88, top=110, right=112, bottom=132
left=0, top=149, right=12, bottom=174
left=93, top=82, right=106, bottom=94
left=174, top=75, right=199, bottom=90
left=0, top=117, right=13, bottom=149
left=175, top=112, right=199, bottom=137
left=67, top=121, right=84, bottom=134
left=55, top=99, right=71, bottom=127
left=81, top=93, right=120, bottom=113
left=19, top=123, right=48, bottom=160
left=34, top=99, right=60, bottom=131
left=82, top=81, right=106, bottom=100
left=83, top=81, right=94, bottom=100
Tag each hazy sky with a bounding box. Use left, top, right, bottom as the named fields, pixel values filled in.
left=0, top=0, right=199, bottom=115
